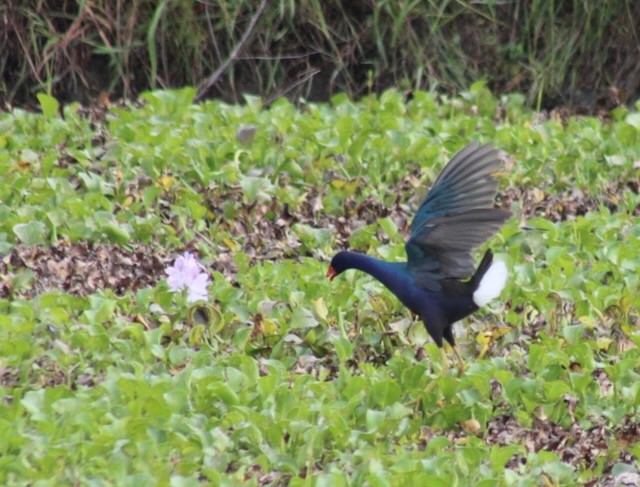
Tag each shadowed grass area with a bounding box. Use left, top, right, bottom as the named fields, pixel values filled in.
left=1, top=0, right=639, bottom=109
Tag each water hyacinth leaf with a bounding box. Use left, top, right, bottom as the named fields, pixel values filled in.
left=13, top=221, right=48, bottom=245
left=562, top=324, right=587, bottom=344
left=489, top=445, right=521, bottom=474
left=377, top=217, right=398, bottom=239
left=289, top=306, right=319, bottom=329
left=365, top=409, right=386, bottom=432
left=102, top=222, right=131, bottom=244
left=240, top=176, right=274, bottom=202
left=293, top=223, right=332, bottom=249
left=330, top=335, right=353, bottom=362
left=371, top=379, right=402, bottom=407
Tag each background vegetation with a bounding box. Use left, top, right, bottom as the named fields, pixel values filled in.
left=2, top=0, right=639, bottom=110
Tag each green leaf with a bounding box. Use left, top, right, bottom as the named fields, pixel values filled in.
left=625, top=112, right=640, bottom=129
left=365, top=409, right=386, bottom=432
left=489, top=445, right=520, bottom=474
left=544, top=381, right=571, bottom=400
left=13, top=221, right=48, bottom=244
left=102, top=222, right=131, bottom=244
left=371, top=379, right=402, bottom=407
left=37, top=93, right=59, bottom=118
left=562, top=324, right=587, bottom=344
left=239, top=176, right=274, bottom=202
left=377, top=217, right=398, bottom=239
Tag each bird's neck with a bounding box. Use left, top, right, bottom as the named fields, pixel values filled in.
left=341, top=252, right=409, bottom=295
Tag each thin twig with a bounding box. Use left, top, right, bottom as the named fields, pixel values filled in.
left=262, top=68, right=321, bottom=108
left=193, top=0, right=268, bottom=103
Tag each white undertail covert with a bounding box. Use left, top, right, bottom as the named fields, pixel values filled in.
left=473, top=260, right=508, bottom=307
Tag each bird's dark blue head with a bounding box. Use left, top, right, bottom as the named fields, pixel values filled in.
left=327, top=251, right=352, bottom=281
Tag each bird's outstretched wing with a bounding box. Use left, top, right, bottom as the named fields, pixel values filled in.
left=405, top=142, right=511, bottom=285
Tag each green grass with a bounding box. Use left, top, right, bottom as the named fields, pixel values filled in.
left=0, top=85, right=639, bottom=484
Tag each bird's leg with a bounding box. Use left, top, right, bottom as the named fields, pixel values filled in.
left=440, top=347, right=450, bottom=375
left=451, top=346, right=465, bottom=377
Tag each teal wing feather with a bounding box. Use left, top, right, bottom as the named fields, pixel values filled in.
left=405, top=142, right=511, bottom=286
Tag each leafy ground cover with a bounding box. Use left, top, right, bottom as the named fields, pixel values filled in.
left=0, top=84, right=639, bottom=485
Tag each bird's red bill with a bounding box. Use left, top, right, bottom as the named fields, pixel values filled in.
left=326, top=266, right=337, bottom=281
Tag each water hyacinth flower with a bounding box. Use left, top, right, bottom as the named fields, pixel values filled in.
left=165, top=252, right=210, bottom=303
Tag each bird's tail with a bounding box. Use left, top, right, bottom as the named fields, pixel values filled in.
left=470, top=250, right=508, bottom=307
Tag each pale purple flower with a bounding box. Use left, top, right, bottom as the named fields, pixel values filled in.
left=165, top=252, right=209, bottom=303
